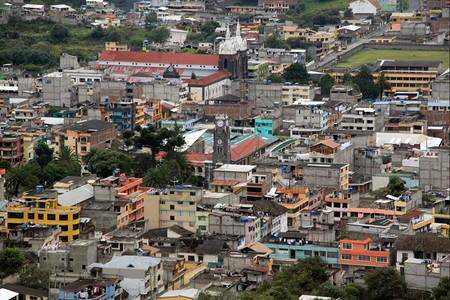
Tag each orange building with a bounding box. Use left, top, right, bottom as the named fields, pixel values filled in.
left=99, top=174, right=148, bottom=227
left=277, top=188, right=309, bottom=229
left=340, top=238, right=390, bottom=270
left=53, top=120, right=117, bottom=157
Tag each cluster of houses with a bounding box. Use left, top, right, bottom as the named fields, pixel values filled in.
left=0, top=0, right=449, bottom=298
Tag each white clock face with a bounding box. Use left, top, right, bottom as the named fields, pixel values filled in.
left=217, top=120, right=224, bottom=127
left=217, top=139, right=223, bottom=145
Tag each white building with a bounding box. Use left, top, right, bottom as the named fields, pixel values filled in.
left=88, top=256, right=163, bottom=299
left=349, top=0, right=380, bottom=16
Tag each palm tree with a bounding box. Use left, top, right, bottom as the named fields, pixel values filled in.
left=376, top=72, right=391, bottom=101
left=56, top=146, right=81, bottom=176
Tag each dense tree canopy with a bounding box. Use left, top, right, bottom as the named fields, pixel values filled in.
left=364, top=267, right=407, bottom=300
left=0, top=248, right=25, bottom=277
left=433, top=277, right=450, bottom=300
left=50, top=24, right=69, bottom=43
left=83, top=148, right=132, bottom=178
left=354, top=65, right=378, bottom=99
left=319, top=74, right=336, bottom=94
left=18, top=264, right=51, bottom=291
left=282, top=63, right=310, bottom=84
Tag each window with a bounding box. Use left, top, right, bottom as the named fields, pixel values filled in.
left=177, top=211, right=183, bottom=216
left=59, top=215, right=68, bottom=221
left=60, top=225, right=68, bottom=232
left=190, top=192, right=196, bottom=196
left=160, top=200, right=166, bottom=205
left=188, top=255, right=195, bottom=261
left=60, top=236, right=68, bottom=242
left=81, top=146, right=87, bottom=152
left=342, top=243, right=352, bottom=250
left=161, top=211, right=167, bottom=215
left=178, top=222, right=183, bottom=226
left=327, top=252, right=338, bottom=258
left=47, top=214, right=56, bottom=220
left=189, top=212, right=195, bottom=217
left=376, top=256, right=388, bottom=263
left=73, top=224, right=79, bottom=230
left=170, top=205, right=175, bottom=210
left=38, top=214, right=44, bottom=220
left=341, top=254, right=352, bottom=260
left=28, top=213, right=35, bottom=219
left=7, top=212, right=24, bottom=219
left=199, top=226, right=206, bottom=230
left=189, top=222, right=195, bottom=227
left=73, top=213, right=79, bottom=220
left=358, top=255, right=371, bottom=261
left=305, top=250, right=312, bottom=256
left=199, top=216, right=206, bottom=221
left=190, top=202, right=195, bottom=205
left=170, top=216, right=175, bottom=220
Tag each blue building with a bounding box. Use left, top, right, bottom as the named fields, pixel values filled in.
left=105, top=100, right=135, bottom=130
left=255, top=119, right=274, bottom=136
left=58, top=279, right=117, bottom=300
left=264, top=242, right=340, bottom=265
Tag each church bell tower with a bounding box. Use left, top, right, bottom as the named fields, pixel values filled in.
left=213, top=114, right=231, bottom=166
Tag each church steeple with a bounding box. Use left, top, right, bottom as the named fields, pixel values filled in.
left=225, top=24, right=230, bottom=40
left=236, top=19, right=241, bottom=37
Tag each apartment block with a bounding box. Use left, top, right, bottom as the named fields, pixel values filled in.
left=144, top=187, right=203, bottom=231
left=53, top=120, right=117, bottom=157
left=7, top=188, right=80, bottom=244
left=0, top=134, right=24, bottom=165
left=339, top=238, right=390, bottom=272
left=341, top=107, right=384, bottom=131
left=281, top=84, right=317, bottom=105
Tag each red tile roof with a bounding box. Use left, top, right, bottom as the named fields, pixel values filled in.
left=183, top=70, right=231, bottom=87
left=231, top=137, right=268, bottom=162
left=211, top=180, right=239, bottom=186
left=98, top=50, right=219, bottom=66
left=398, top=210, right=425, bottom=219
left=186, top=153, right=213, bottom=166
left=311, top=139, right=340, bottom=149
left=243, top=265, right=270, bottom=273
left=368, top=0, right=382, bottom=9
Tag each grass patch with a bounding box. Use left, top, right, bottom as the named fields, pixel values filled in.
left=301, top=0, right=351, bottom=12
left=335, top=49, right=450, bottom=70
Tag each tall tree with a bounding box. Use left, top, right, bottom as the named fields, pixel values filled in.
left=50, top=24, right=69, bottom=43
left=148, top=27, right=171, bottom=44
left=0, top=248, right=25, bottom=277
left=354, top=65, right=378, bottom=99
left=282, top=63, right=310, bottom=84
left=56, top=146, right=81, bottom=176
left=132, top=153, right=153, bottom=178
left=35, top=141, right=53, bottom=172
left=432, top=276, right=450, bottom=300
left=364, top=267, right=407, bottom=300
left=145, top=11, right=158, bottom=30
left=83, top=148, right=131, bottom=178
left=319, top=74, right=336, bottom=94
left=18, top=264, right=51, bottom=291
left=376, top=72, right=391, bottom=100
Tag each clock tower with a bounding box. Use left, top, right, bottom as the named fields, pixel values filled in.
left=213, top=114, right=231, bottom=166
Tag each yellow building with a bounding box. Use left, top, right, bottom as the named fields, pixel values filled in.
left=135, top=101, right=145, bottom=128
left=281, top=84, right=317, bottom=105
left=390, top=12, right=423, bottom=22
left=306, top=32, right=336, bottom=57
left=144, top=187, right=203, bottom=231
left=277, top=188, right=310, bottom=229
left=105, top=41, right=129, bottom=51
left=167, top=261, right=207, bottom=290
left=6, top=189, right=80, bottom=244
